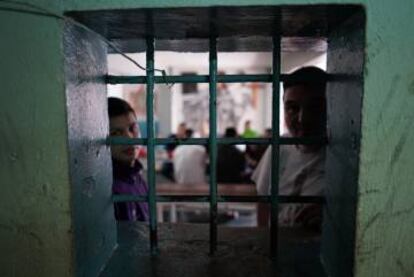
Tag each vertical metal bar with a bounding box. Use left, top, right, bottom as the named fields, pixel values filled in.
left=209, top=36, right=218, bottom=255
left=146, top=36, right=158, bottom=255
left=270, top=35, right=281, bottom=259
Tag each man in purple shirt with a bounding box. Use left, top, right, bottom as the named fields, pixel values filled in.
left=108, top=97, right=149, bottom=221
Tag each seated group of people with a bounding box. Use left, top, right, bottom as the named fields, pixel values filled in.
left=171, top=125, right=268, bottom=186
left=108, top=66, right=327, bottom=229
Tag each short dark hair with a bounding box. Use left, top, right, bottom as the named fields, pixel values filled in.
left=185, top=128, right=194, bottom=138
left=283, top=66, right=327, bottom=93
left=108, top=97, right=135, bottom=118
left=224, top=127, right=237, bottom=138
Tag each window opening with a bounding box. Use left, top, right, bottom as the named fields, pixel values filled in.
left=107, top=34, right=326, bottom=257
left=66, top=5, right=365, bottom=275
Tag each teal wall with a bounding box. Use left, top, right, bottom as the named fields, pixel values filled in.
left=0, top=1, right=74, bottom=276
left=354, top=2, right=414, bottom=276
left=1, top=1, right=413, bottom=277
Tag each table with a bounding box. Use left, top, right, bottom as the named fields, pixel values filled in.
left=156, top=183, right=257, bottom=223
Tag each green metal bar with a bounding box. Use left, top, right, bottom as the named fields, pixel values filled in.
left=219, top=74, right=273, bottom=83
left=107, top=137, right=147, bottom=145
left=106, top=74, right=273, bottom=84
left=106, top=73, right=335, bottom=85
left=106, top=75, right=208, bottom=84
left=270, top=35, right=281, bottom=260
left=157, top=138, right=209, bottom=145
left=146, top=36, right=158, bottom=255
left=209, top=35, right=218, bottom=255
left=113, top=194, right=325, bottom=204
left=105, top=74, right=336, bottom=85
left=219, top=195, right=325, bottom=203
left=106, top=136, right=327, bottom=146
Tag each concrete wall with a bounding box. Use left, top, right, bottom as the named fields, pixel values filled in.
left=0, top=1, right=74, bottom=276
left=1, top=1, right=413, bottom=277
left=64, top=21, right=117, bottom=277
left=322, top=10, right=365, bottom=277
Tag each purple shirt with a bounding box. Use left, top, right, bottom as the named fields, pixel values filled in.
left=112, top=160, right=149, bottom=221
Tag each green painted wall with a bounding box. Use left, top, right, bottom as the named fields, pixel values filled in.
left=0, top=1, right=74, bottom=276
left=354, top=2, right=414, bottom=276
left=1, top=0, right=413, bottom=277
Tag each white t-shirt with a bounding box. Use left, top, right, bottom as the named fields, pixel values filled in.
left=252, top=145, right=325, bottom=226
left=173, top=145, right=207, bottom=185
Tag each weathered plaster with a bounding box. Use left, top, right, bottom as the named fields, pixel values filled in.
left=321, top=10, right=365, bottom=277
left=355, top=2, right=414, bottom=276
left=0, top=2, right=73, bottom=276
left=64, top=21, right=117, bottom=277
left=65, top=0, right=365, bottom=11
left=101, top=223, right=325, bottom=277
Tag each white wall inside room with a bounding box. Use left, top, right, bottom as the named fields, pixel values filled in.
left=107, top=51, right=326, bottom=137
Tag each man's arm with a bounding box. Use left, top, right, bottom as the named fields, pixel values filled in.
left=252, top=147, right=272, bottom=226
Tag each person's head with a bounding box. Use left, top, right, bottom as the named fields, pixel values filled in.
left=108, top=97, right=139, bottom=167
left=283, top=66, right=327, bottom=139
left=244, top=120, right=251, bottom=130
left=264, top=128, right=272, bottom=138
left=224, top=127, right=238, bottom=138
left=176, top=122, right=187, bottom=138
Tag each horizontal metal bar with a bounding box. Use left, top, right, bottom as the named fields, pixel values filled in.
left=106, top=137, right=146, bottom=145
left=106, top=74, right=274, bottom=84
left=220, top=195, right=325, bottom=203
left=106, top=73, right=336, bottom=85
left=106, top=137, right=208, bottom=145
left=106, top=136, right=327, bottom=146
left=112, top=194, right=325, bottom=204
left=218, top=74, right=273, bottom=83
left=157, top=138, right=209, bottom=145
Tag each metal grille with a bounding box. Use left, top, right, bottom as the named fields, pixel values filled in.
left=107, top=36, right=325, bottom=259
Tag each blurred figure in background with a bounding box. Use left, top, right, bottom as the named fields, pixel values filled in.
left=161, top=122, right=188, bottom=181
left=245, top=128, right=272, bottom=178
left=173, top=129, right=208, bottom=185
left=217, top=127, right=246, bottom=184
left=241, top=120, right=258, bottom=138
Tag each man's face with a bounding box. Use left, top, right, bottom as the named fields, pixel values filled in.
left=109, top=112, right=139, bottom=166
left=283, top=84, right=326, bottom=138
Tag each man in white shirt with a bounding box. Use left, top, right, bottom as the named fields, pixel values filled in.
left=173, top=145, right=207, bottom=185
left=252, top=66, right=327, bottom=228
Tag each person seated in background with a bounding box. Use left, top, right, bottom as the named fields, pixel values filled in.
left=245, top=128, right=272, bottom=178
left=161, top=122, right=188, bottom=181
left=252, top=66, right=327, bottom=229
left=173, top=129, right=208, bottom=185
left=108, top=97, right=149, bottom=222
left=241, top=120, right=258, bottom=138
left=217, top=127, right=246, bottom=184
